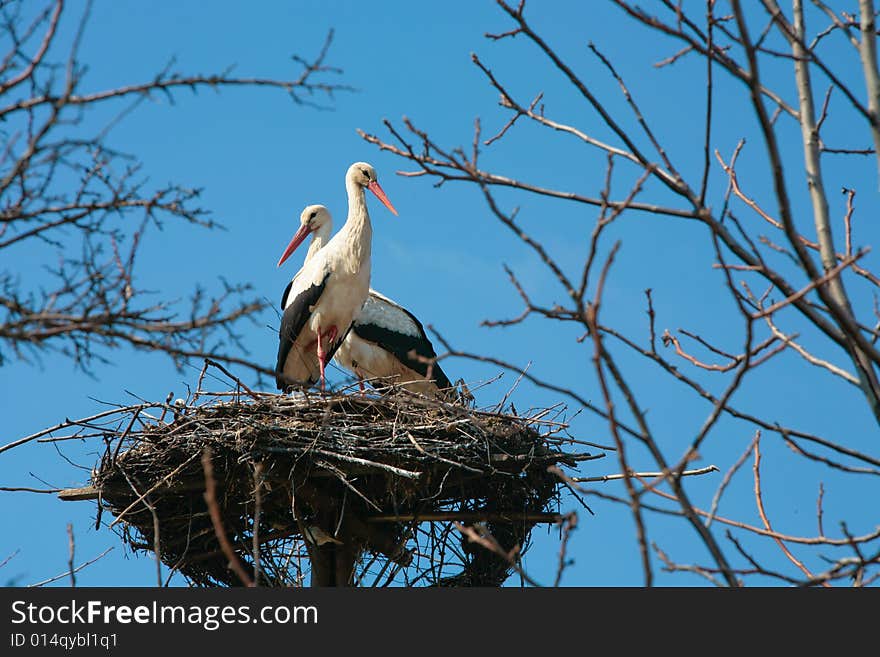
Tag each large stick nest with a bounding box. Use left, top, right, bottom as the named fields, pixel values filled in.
left=79, top=385, right=594, bottom=587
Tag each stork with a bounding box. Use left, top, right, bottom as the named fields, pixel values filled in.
left=278, top=204, right=333, bottom=310
left=336, top=290, right=453, bottom=397
left=281, top=204, right=453, bottom=398
left=274, top=163, right=397, bottom=392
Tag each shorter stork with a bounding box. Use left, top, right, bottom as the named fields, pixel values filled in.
left=335, top=290, right=453, bottom=397
left=281, top=204, right=453, bottom=397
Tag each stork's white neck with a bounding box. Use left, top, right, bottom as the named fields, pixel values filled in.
left=305, top=223, right=332, bottom=264
left=340, top=175, right=372, bottom=269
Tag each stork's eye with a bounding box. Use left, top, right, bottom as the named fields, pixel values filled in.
left=309, top=211, right=317, bottom=220
left=361, top=168, right=371, bottom=180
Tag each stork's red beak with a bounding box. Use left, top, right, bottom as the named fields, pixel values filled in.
left=277, top=224, right=312, bottom=267
left=368, top=181, right=398, bottom=216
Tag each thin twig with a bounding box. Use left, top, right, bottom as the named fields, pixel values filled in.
left=202, top=448, right=253, bottom=587
left=66, top=523, right=76, bottom=587
left=29, top=547, right=114, bottom=588
left=572, top=465, right=718, bottom=483
left=752, top=434, right=830, bottom=586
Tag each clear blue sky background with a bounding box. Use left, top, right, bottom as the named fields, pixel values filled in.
left=2, top=1, right=877, bottom=587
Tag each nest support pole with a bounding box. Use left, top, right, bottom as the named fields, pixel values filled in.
left=292, top=479, right=410, bottom=587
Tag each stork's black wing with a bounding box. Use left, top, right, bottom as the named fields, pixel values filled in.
left=275, top=272, right=330, bottom=390
left=352, top=306, right=452, bottom=391
left=280, top=279, right=293, bottom=310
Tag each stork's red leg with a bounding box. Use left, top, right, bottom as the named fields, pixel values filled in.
left=316, top=326, right=338, bottom=393
left=316, top=328, right=327, bottom=391
left=358, top=377, right=365, bottom=395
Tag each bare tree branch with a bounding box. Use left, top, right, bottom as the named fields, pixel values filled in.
left=0, top=2, right=350, bottom=379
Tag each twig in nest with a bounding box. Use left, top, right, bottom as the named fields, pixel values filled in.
left=204, top=359, right=261, bottom=401
left=108, top=451, right=202, bottom=528
left=571, top=465, right=718, bottom=483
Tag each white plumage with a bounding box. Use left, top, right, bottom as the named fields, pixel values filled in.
left=354, top=290, right=424, bottom=336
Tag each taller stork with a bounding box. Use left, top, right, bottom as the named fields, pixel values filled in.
left=281, top=204, right=453, bottom=398
left=274, top=163, right=397, bottom=391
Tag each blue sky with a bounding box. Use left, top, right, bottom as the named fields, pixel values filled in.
left=2, top=1, right=878, bottom=587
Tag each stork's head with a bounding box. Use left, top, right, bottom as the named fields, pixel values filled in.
left=277, top=204, right=333, bottom=267
left=347, top=161, right=398, bottom=216
left=300, top=204, right=332, bottom=234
